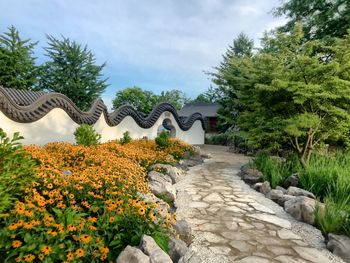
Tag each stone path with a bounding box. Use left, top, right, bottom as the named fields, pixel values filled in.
left=175, top=145, right=344, bottom=263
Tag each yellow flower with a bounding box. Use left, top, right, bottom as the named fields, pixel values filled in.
left=12, top=240, right=22, bottom=248
left=23, top=254, right=35, bottom=262
left=41, top=245, right=52, bottom=255
left=80, top=234, right=92, bottom=244
left=67, top=251, right=74, bottom=261
left=109, top=216, right=115, bottom=223
left=75, top=248, right=85, bottom=258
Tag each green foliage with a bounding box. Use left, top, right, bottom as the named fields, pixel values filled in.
left=0, top=26, right=38, bottom=90
left=74, top=124, right=101, bottom=146
left=193, top=86, right=220, bottom=103
left=158, top=89, right=190, bottom=110
left=120, top=131, right=132, bottom=145
left=39, top=35, right=108, bottom=111
left=0, top=128, right=36, bottom=213
left=112, top=87, right=190, bottom=114
left=252, top=152, right=300, bottom=188
left=155, top=131, right=171, bottom=149
left=315, top=196, right=350, bottom=235
left=215, top=25, right=350, bottom=165
left=274, top=0, right=350, bottom=41
left=112, top=87, right=159, bottom=114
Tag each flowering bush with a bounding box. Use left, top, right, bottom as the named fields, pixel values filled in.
left=0, top=138, right=192, bottom=262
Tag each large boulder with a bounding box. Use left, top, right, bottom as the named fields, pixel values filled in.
left=283, top=174, right=299, bottom=188
left=286, top=186, right=315, bottom=199
left=260, top=181, right=271, bottom=195
left=266, top=189, right=284, bottom=202
left=168, top=236, right=188, bottom=263
left=139, top=235, right=172, bottom=263
left=277, top=194, right=296, bottom=207
left=117, top=245, right=150, bottom=263
left=240, top=168, right=263, bottom=185
left=173, top=219, right=192, bottom=245
left=148, top=171, right=172, bottom=184
left=252, top=182, right=263, bottom=191
left=151, top=164, right=185, bottom=184
left=327, top=234, right=350, bottom=263
left=148, top=171, right=176, bottom=202
left=284, top=196, right=324, bottom=224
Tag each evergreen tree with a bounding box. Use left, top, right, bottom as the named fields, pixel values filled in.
left=39, top=35, right=108, bottom=111
left=274, top=0, right=350, bottom=41
left=210, top=32, right=254, bottom=131
left=0, top=26, right=38, bottom=90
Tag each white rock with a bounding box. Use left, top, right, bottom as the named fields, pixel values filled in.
left=247, top=213, right=291, bottom=229
left=139, top=235, right=172, bottom=263
left=293, top=246, right=331, bottom=263
left=203, top=193, right=224, bottom=202
left=117, top=245, right=150, bottom=263
left=277, top=229, right=302, bottom=240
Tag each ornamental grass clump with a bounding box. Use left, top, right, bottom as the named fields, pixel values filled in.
left=0, top=138, right=191, bottom=262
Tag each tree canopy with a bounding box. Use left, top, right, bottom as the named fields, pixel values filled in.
left=39, top=35, right=108, bottom=111
left=275, top=0, right=350, bottom=41
left=0, top=26, right=38, bottom=90
left=213, top=24, right=350, bottom=165
left=112, top=87, right=190, bottom=114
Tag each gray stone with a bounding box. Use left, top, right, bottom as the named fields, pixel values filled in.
left=139, top=235, right=172, bottom=263
left=168, top=236, right=188, bottom=263
left=266, top=189, right=284, bottom=201
left=284, top=174, right=299, bottom=188
left=327, top=234, right=350, bottom=263
left=117, top=245, right=150, bottom=263
left=287, top=186, right=315, bottom=199
left=148, top=172, right=176, bottom=202
left=237, top=256, right=271, bottom=263
left=260, top=181, right=271, bottom=195
left=277, top=229, right=302, bottom=240
left=284, top=196, right=324, bottom=224
left=148, top=170, right=172, bottom=184
left=151, top=164, right=185, bottom=184
left=277, top=194, right=296, bottom=207
left=247, top=213, right=291, bottom=229
left=293, top=246, right=331, bottom=263
left=276, top=186, right=287, bottom=193
left=174, top=219, right=192, bottom=244
left=201, top=153, right=212, bottom=159
left=274, top=255, right=307, bottom=263
left=241, top=168, right=263, bottom=184
left=62, top=169, right=72, bottom=176
left=252, top=182, right=263, bottom=191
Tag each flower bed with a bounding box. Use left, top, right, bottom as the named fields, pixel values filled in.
left=0, top=138, right=192, bottom=262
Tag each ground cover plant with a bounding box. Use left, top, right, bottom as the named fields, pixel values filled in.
left=0, top=134, right=193, bottom=262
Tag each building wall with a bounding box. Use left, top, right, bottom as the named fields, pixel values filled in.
left=0, top=108, right=205, bottom=145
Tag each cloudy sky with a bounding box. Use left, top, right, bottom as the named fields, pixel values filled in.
left=0, top=0, right=286, bottom=109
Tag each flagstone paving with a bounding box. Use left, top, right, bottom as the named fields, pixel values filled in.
left=175, top=145, right=344, bottom=263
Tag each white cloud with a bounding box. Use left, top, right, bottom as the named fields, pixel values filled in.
left=0, top=0, right=286, bottom=100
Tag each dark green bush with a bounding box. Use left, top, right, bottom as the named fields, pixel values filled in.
left=155, top=131, right=171, bottom=149
left=74, top=124, right=101, bottom=146
left=0, top=128, right=36, bottom=213
left=120, top=131, right=132, bottom=145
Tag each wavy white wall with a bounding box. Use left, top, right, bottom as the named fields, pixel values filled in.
left=0, top=109, right=204, bottom=145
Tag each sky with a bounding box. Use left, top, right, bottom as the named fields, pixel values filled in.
left=0, top=0, right=287, bottom=109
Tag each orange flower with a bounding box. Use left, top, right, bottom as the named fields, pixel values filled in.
left=75, top=248, right=85, bottom=258
left=67, top=251, right=74, bottom=260
left=41, top=245, right=52, bottom=255
left=117, top=207, right=123, bottom=215
left=23, top=254, right=35, bottom=262
left=80, top=234, right=92, bottom=244
left=12, top=240, right=22, bottom=248
left=138, top=207, right=145, bottom=215
left=67, top=224, right=76, bottom=232
left=109, top=216, right=115, bottom=223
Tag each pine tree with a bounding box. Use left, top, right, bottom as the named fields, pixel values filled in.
left=0, top=26, right=38, bottom=90
left=39, top=35, right=108, bottom=111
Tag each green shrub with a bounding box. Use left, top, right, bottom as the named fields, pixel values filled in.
left=155, top=131, right=171, bottom=149
left=120, top=131, right=132, bottom=145
left=74, top=124, right=101, bottom=146
left=0, top=128, right=36, bottom=213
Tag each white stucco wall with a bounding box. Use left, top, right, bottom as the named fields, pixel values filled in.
left=0, top=109, right=205, bottom=145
